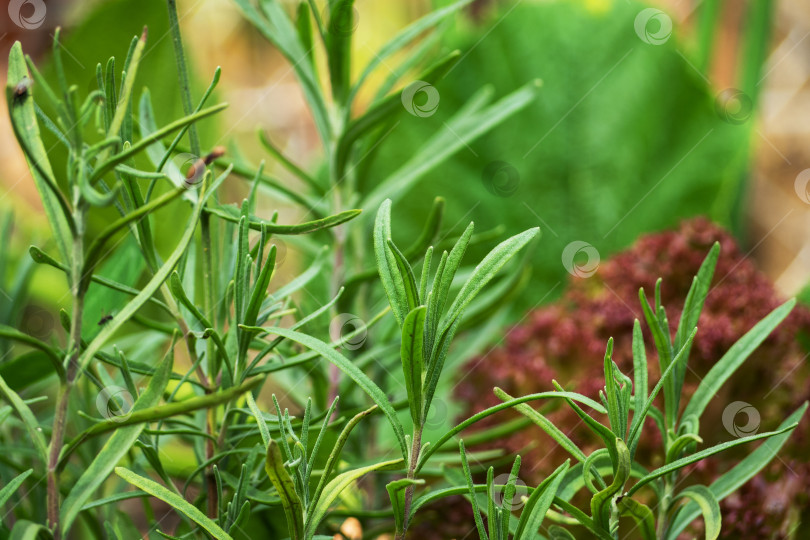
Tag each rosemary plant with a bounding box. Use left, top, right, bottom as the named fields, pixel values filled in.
left=450, top=246, right=806, bottom=539
left=0, top=0, right=802, bottom=539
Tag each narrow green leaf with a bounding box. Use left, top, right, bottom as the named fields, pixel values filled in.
left=440, top=227, right=540, bottom=332
left=0, top=374, right=47, bottom=462
left=418, top=390, right=605, bottom=473
left=265, top=440, right=304, bottom=540
left=419, top=246, right=433, bottom=302
left=349, top=0, right=474, bottom=102
left=601, top=338, right=622, bottom=437
left=495, top=388, right=586, bottom=462
left=683, top=299, right=795, bottom=422
left=639, top=284, right=676, bottom=425
left=421, top=317, right=460, bottom=419
left=206, top=204, right=360, bottom=234
left=672, top=485, right=720, bottom=540
left=76, top=185, right=205, bottom=374
left=0, top=469, right=33, bottom=518
left=514, top=460, right=570, bottom=539
left=0, top=325, right=64, bottom=380
left=628, top=421, right=800, bottom=497
left=675, top=243, right=718, bottom=364
left=296, top=3, right=315, bottom=72
left=388, top=240, right=420, bottom=311
left=7, top=42, right=72, bottom=264
left=628, top=328, right=697, bottom=453
left=101, top=28, right=146, bottom=161
left=485, top=467, right=496, bottom=540
left=671, top=244, right=719, bottom=414
left=92, top=102, right=228, bottom=183
left=629, top=319, right=647, bottom=458
left=362, top=80, right=542, bottom=210
left=590, top=439, right=630, bottom=531
left=617, top=496, right=656, bottom=540
left=9, top=519, right=52, bottom=540
left=264, top=326, right=406, bottom=457
left=374, top=200, right=408, bottom=326
left=666, top=403, right=807, bottom=539
left=459, top=440, right=488, bottom=540
left=233, top=0, right=330, bottom=144
left=115, top=467, right=233, bottom=540
left=60, top=350, right=174, bottom=535
left=325, top=0, right=354, bottom=105
left=401, top=306, right=427, bottom=425
left=169, top=272, right=212, bottom=328
left=426, top=222, right=473, bottom=358
left=306, top=459, right=403, bottom=539
left=307, top=405, right=376, bottom=525
left=387, top=478, right=425, bottom=537
left=665, top=433, right=703, bottom=465
left=246, top=392, right=270, bottom=449
left=501, top=456, right=522, bottom=540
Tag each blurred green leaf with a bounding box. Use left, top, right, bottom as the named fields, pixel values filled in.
left=683, top=299, right=795, bottom=421
left=60, top=347, right=173, bottom=535
left=671, top=485, right=720, bottom=540
left=115, top=467, right=233, bottom=540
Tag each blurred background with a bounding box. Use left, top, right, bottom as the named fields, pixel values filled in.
left=2, top=0, right=810, bottom=312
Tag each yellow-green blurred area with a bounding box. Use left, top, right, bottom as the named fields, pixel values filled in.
left=1, top=0, right=809, bottom=318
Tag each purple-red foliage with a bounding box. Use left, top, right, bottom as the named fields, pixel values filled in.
left=448, top=218, right=810, bottom=538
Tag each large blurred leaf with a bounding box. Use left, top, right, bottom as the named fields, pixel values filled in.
left=364, top=0, right=753, bottom=316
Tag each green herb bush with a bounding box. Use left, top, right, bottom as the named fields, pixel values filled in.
left=0, top=1, right=802, bottom=539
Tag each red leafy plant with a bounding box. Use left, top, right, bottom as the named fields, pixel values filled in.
left=453, top=218, right=810, bottom=538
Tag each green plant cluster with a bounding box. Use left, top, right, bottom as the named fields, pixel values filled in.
left=0, top=1, right=803, bottom=539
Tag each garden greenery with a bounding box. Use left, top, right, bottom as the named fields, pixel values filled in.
left=0, top=0, right=804, bottom=539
